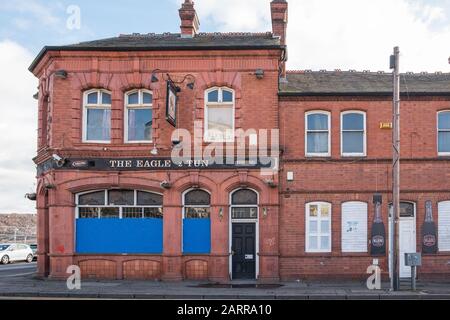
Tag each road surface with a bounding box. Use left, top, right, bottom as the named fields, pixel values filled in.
left=0, top=262, right=36, bottom=278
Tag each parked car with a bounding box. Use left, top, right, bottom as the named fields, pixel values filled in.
left=0, top=244, right=34, bottom=264
left=29, top=244, right=38, bottom=261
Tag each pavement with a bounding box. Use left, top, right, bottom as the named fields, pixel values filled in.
left=0, top=263, right=450, bottom=299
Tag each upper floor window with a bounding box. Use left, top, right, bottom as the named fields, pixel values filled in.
left=125, top=89, right=153, bottom=143
left=306, top=202, right=332, bottom=253
left=306, top=111, right=330, bottom=157
left=438, top=111, right=450, bottom=155
left=83, top=89, right=112, bottom=143
left=205, top=87, right=234, bottom=142
left=341, top=111, right=366, bottom=156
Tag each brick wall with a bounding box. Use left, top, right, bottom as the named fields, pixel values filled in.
left=278, top=95, right=450, bottom=279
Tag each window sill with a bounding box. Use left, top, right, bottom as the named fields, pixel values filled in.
left=82, top=141, right=111, bottom=144
left=124, top=141, right=153, bottom=144
left=341, top=154, right=367, bottom=158
left=305, top=155, right=331, bottom=159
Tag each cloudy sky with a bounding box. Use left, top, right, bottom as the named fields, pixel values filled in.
left=0, top=0, right=449, bottom=213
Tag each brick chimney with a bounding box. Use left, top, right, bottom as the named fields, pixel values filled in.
left=271, top=0, right=288, bottom=77
left=179, top=0, right=200, bottom=38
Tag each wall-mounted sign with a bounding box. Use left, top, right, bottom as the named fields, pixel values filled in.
left=379, top=122, right=393, bottom=129
left=422, top=201, right=438, bottom=254
left=37, top=157, right=273, bottom=174
left=166, top=81, right=178, bottom=127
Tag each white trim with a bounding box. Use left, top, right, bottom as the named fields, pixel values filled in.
left=82, top=89, right=112, bottom=143
left=305, top=111, right=331, bottom=157
left=204, top=87, right=235, bottom=143
left=437, top=110, right=450, bottom=156
left=228, top=188, right=260, bottom=280
left=124, top=89, right=153, bottom=144
left=340, top=111, right=367, bottom=157
left=305, top=202, right=332, bottom=253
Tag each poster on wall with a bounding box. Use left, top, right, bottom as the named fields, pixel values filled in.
left=370, top=196, right=386, bottom=256
left=422, top=201, right=438, bottom=254
left=166, top=80, right=178, bottom=127
left=342, top=202, right=368, bottom=253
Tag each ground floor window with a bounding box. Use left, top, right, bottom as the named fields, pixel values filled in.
left=341, top=201, right=368, bottom=253
left=182, top=189, right=211, bottom=254
left=438, top=201, right=450, bottom=251
left=306, top=202, right=332, bottom=253
left=75, top=189, right=163, bottom=254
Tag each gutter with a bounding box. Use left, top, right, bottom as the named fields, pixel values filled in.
left=29, top=45, right=287, bottom=73
left=278, top=91, right=450, bottom=97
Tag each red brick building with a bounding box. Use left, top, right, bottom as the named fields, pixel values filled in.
left=30, top=0, right=450, bottom=281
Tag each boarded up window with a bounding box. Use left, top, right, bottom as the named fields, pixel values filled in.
left=438, top=201, right=450, bottom=252
left=341, top=202, right=368, bottom=253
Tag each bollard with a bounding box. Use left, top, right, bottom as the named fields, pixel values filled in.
left=411, top=265, right=416, bottom=291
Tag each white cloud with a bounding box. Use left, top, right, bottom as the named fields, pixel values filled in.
left=0, top=40, right=37, bottom=213
left=0, top=0, right=61, bottom=27
left=177, top=0, right=450, bottom=72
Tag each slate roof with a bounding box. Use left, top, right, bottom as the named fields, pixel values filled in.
left=280, top=71, right=450, bottom=96
left=29, top=32, right=282, bottom=71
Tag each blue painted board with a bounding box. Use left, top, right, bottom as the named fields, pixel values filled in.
left=183, top=219, right=211, bottom=254
left=76, top=218, right=163, bottom=254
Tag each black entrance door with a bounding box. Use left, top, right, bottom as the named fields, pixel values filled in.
left=232, top=223, right=256, bottom=279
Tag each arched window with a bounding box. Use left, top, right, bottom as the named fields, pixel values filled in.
left=438, top=111, right=450, bottom=155
left=305, top=111, right=331, bottom=157
left=341, top=111, right=366, bottom=156
left=83, top=89, right=112, bottom=143
left=125, top=89, right=153, bottom=143
left=231, top=189, right=258, bottom=219
left=76, top=189, right=163, bottom=219
left=183, top=189, right=211, bottom=254
left=306, top=202, right=332, bottom=252
left=204, top=87, right=235, bottom=142
left=183, top=189, right=211, bottom=219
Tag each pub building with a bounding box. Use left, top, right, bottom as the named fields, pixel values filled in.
left=29, top=0, right=450, bottom=281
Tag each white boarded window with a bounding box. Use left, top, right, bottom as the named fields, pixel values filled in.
left=341, top=201, right=368, bottom=253
left=438, top=201, right=450, bottom=251
left=306, top=202, right=331, bottom=253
